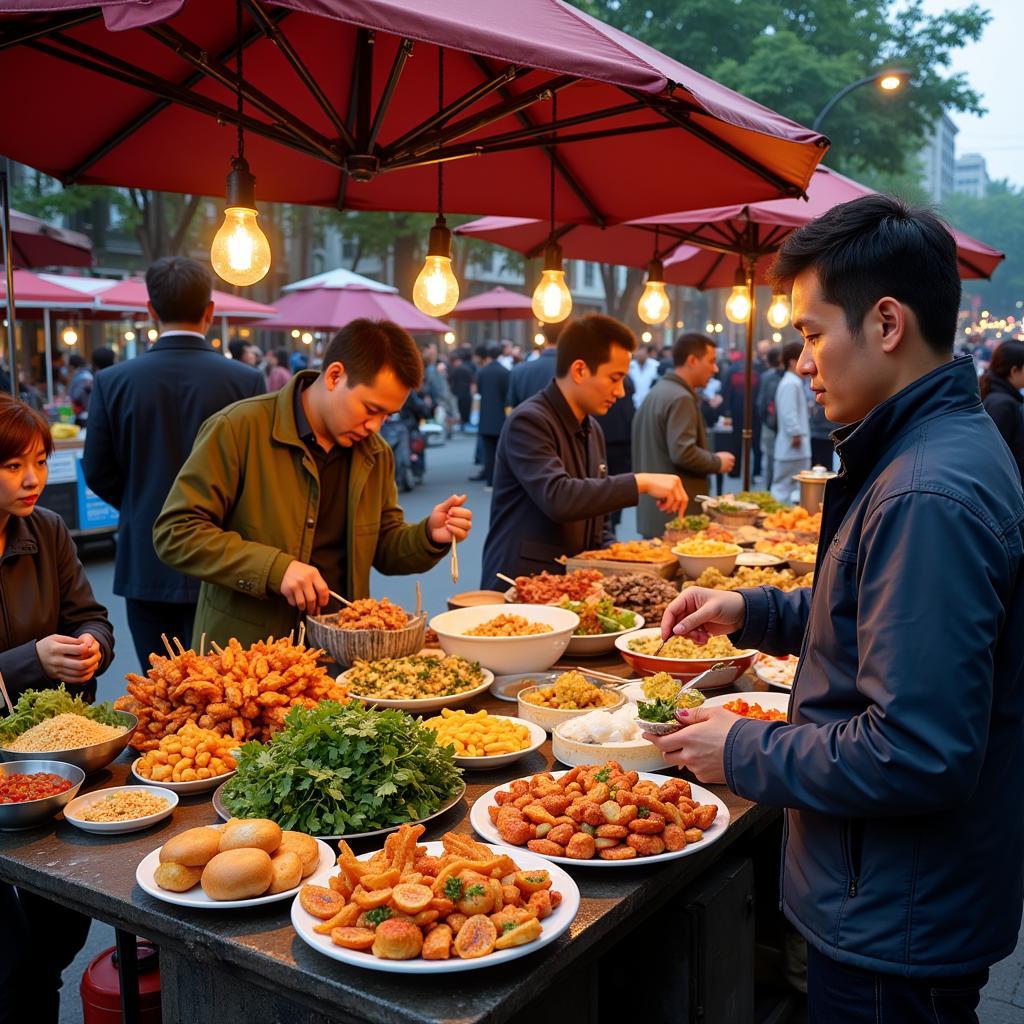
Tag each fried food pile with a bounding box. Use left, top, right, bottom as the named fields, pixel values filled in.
left=754, top=539, right=818, bottom=561
left=689, top=566, right=813, bottom=591
left=762, top=506, right=821, bottom=532
left=576, top=540, right=675, bottom=562
left=513, top=569, right=605, bottom=604
left=488, top=763, right=718, bottom=860
left=116, top=637, right=350, bottom=751
left=323, top=597, right=410, bottom=631
left=521, top=671, right=618, bottom=710
left=298, top=824, right=563, bottom=961
left=464, top=614, right=552, bottom=637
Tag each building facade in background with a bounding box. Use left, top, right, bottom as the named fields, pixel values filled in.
left=918, top=112, right=959, bottom=202
left=954, top=152, right=990, bottom=198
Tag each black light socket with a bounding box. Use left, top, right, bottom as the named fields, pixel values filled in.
left=225, top=156, right=257, bottom=209
left=427, top=215, right=453, bottom=259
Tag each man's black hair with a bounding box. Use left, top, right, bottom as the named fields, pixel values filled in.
left=321, top=319, right=423, bottom=390
left=556, top=314, right=636, bottom=377
left=781, top=341, right=803, bottom=369
left=145, top=256, right=212, bottom=324
left=770, top=194, right=960, bottom=355
left=766, top=346, right=782, bottom=369
left=672, top=332, right=716, bottom=367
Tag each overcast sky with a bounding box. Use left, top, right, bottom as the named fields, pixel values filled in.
left=919, top=0, right=1021, bottom=186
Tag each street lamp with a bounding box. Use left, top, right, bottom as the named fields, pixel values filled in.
left=812, top=68, right=911, bottom=131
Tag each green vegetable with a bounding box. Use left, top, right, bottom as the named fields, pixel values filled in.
left=219, top=700, right=463, bottom=836
left=465, top=884, right=486, bottom=899
left=365, top=906, right=393, bottom=926
left=736, top=491, right=785, bottom=513
left=637, top=807, right=651, bottom=819
left=557, top=596, right=636, bottom=636
left=0, top=685, right=121, bottom=744
left=636, top=698, right=679, bottom=724
left=594, top=766, right=611, bottom=783
left=501, top=921, right=518, bottom=934
left=667, top=514, right=710, bottom=532
left=444, top=876, right=464, bottom=902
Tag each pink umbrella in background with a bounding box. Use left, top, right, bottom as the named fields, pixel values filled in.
left=7, top=210, right=93, bottom=269
left=448, top=286, right=535, bottom=325
left=261, top=268, right=448, bottom=335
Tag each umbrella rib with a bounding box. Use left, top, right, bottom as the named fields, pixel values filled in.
left=630, top=89, right=811, bottom=198
left=525, top=223, right=577, bottom=260
left=469, top=55, right=606, bottom=228
left=382, top=65, right=525, bottom=158
left=30, top=36, right=327, bottom=181
left=243, top=0, right=354, bottom=153
left=367, top=38, right=414, bottom=153
left=0, top=9, right=99, bottom=51
left=351, top=28, right=373, bottom=151
left=696, top=252, right=727, bottom=291
left=143, top=23, right=339, bottom=164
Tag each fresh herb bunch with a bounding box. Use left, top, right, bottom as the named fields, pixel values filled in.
left=0, top=685, right=121, bottom=744
left=219, top=700, right=463, bottom=836
left=666, top=514, right=710, bottom=532
left=557, top=597, right=637, bottom=636
left=736, top=491, right=785, bottom=513
left=635, top=697, right=679, bottom=724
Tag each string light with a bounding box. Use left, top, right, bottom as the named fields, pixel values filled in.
left=301, top=332, right=313, bottom=345
left=147, top=328, right=159, bottom=342
left=766, top=292, right=790, bottom=329
left=61, top=327, right=78, bottom=346
left=641, top=331, right=653, bottom=343
left=124, top=330, right=136, bottom=342
left=724, top=268, right=751, bottom=324
left=443, top=331, right=456, bottom=345
left=534, top=332, right=546, bottom=346
left=637, top=255, right=670, bottom=325
left=290, top=329, right=301, bottom=339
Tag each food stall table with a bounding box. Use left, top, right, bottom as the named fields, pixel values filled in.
left=0, top=657, right=783, bottom=1024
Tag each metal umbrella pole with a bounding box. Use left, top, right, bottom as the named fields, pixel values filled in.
left=0, top=172, right=17, bottom=396
left=741, top=256, right=758, bottom=491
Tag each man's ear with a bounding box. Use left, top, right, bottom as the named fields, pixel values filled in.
left=875, top=297, right=906, bottom=354
left=324, top=361, right=347, bottom=390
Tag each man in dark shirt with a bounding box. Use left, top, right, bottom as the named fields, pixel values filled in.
left=480, top=315, right=686, bottom=587
left=506, top=323, right=562, bottom=407
left=474, top=343, right=511, bottom=487
left=83, top=257, right=265, bottom=668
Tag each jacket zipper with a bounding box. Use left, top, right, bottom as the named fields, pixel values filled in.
left=841, top=818, right=863, bottom=898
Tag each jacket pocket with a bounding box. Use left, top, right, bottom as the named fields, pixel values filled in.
left=841, top=818, right=864, bottom=899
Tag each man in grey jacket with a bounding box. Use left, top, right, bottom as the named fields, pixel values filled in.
left=633, top=333, right=735, bottom=536
left=652, top=195, right=1024, bottom=1022
left=771, top=340, right=811, bottom=502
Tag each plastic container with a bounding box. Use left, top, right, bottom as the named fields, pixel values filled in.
left=80, top=941, right=162, bottom=1023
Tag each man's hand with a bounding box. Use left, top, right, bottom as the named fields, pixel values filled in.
left=716, top=451, right=736, bottom=473
left=280, top=560, right=330, bottom=613
left=636, top=473, right=686, bottom=514
left=660, top=586, right=746, bottom=645
left=428, top=494, right=472, bottom=545
left=35, top=634, right=102, bottom=683
left=791, top=434, right=804, bottom=450
left=644, top=706, right=738, bottom=784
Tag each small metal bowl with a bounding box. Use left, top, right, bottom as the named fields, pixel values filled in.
left=0, top=759, right=86, bottom=830
left=0, top=710, right=137, bottom=775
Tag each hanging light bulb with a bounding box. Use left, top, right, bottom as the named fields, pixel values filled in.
left=413, top=216, right=460, bottom=317
left=301, top=332, right=314, bottom=345
left=533, top=332, right=546, bottom=347
left=641, top=331, right=653, bottom=343
left=210, top=3, right=271, bottom=287
left=637, top=258, right=670, bottom=325
left=210, top=158, right=272, bottom=287
left=61, top=327, right=78, bottom=346
left=443, top=331, right=456, bottom=346
left=532, top=242, right=573, bottom=324
left=147, top=328, right=159, bottom=342
left=766, top=292, right=791, bottom=329
left=725, top=268, right=751, bottom=324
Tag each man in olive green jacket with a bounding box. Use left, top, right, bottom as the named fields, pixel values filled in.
left=153, top=319, right=471, bottom=648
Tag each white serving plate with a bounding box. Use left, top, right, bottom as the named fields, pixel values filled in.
left=427, top=714, right=546, bottom=770
left=64, top=785, right=178, bottom=835
left=290, top=840, right=579, bottom=973
left=337, top=667, right=495, bottom=714
left=734, top=551, right=786, bottom=568
left=136, top=837, right=334, bottom=910
left=703, top=691, right=790, bottom=716
left=551, top=723, right=667, bottom=773
left=130, top=757, right=236, bottom=795
left=751, top=654, right=799, bottom=691
left=470, top=770, right=730, bottom=867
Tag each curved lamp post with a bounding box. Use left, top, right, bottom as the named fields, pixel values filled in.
left=812, top=68, right=912, bottom=131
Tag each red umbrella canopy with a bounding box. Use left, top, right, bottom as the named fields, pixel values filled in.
left=0, top=0, right=827, bottom=224
left=448, top=286, right=534, bottom=321
left=95, top=277, right=278, bottom=318
left=261, top=286, right=448, bottom=334
left=7, top=209, right=93, bottom=268
left=0, top=268, right=93, bottom=307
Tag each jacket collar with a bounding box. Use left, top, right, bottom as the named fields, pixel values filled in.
left=659, top=370, right=694, bottom=397
left=148, top=333, right=215, bottom=353
left=986, top=373, right=1023, bottom=404
left=272, top=370, right=382, bottom=465
left=833, top=355, right=981, bottom=481
left=2, top=514, right=37, bottom=560
left=542, top=379, right=588, bottom=437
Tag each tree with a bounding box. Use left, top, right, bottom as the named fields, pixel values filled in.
left=580, top=0, right=989, bottom=180
left=942, top=182, right=1024, bottom=314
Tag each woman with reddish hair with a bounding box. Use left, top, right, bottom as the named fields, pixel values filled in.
left=0, top=392, right=114, bottom=1024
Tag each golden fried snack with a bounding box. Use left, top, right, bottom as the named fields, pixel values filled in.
left=300, top=885, right=346, bottom=919
left=421, top=924, right=453, bottom=960
left=278, top=831, right=320, bottom=877
left=331, top=927, right=376, bottom=951
left=453, top=915, right=498, bottom=959
left=372, top=919, right=424, bottom=960
left=153, top=861, right=202, bottom=892
left=267, top=850, right=303, bottom=895
left=159, top=826, right=223, bottom=868
left=494, top=917, right=542, bottom=950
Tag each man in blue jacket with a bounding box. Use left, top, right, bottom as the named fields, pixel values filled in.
left=654, top=195, right=1024, bottom=1021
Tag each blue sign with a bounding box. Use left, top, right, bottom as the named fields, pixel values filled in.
left=75, top=456, right=119, bottom=531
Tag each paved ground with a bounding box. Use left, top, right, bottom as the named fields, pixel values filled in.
left=56, top=431, right=1023, bottom=1022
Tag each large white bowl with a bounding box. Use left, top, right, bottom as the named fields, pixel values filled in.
left=428, top=604, right=579, bottom=674
left=564, top=612, right=644, bottom=657
left=671, top=546, right=741, bottom=580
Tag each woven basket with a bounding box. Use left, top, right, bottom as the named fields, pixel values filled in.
left=306, top=611, right=428, bottom=668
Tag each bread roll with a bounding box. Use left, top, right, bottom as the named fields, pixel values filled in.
left=201, top=848, right=273, bottom=900
left=267, top=850, right=303, bottom=894
left=372, top=918, right=424, bottom=960
left=219, top=818, right=282, bottom=854
left=154, top=861, right=203, bottom=892
left=278, top=831, right=319, bottom=877
left=159, top=826, right=223, bottom=867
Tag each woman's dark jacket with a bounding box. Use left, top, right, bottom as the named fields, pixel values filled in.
left=982, top=373, right=1024, bottom=483
left=0, top=508, right=114, bottom=701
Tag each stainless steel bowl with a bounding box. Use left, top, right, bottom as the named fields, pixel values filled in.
left=0, top=759, right=86, bottom=830
left=0, top=710, right=137, bottom=774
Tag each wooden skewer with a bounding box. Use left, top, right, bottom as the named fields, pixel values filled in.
left=211, top=641, right=225, bottom=656
left=298, top=621, right=306, bottom=648
left=160, top=633, right=176, bottom=659
left=415, top=581, right=422, bottom=616
left=450, top=536, right=459, bottom=585
left=172, top=636, right=188, bottom=656
left=200, top=632, right=206, bottom=657
left=572, top=665, right=628, bottom=685
left=0, top=669, right=13, bottom=714
left=496, top=573, right=518, bottom=589
left=329, top=589, right=355, bottom=608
